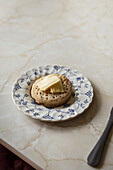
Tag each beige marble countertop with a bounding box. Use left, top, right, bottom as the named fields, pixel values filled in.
left=0, top=0, right=113, bottom=169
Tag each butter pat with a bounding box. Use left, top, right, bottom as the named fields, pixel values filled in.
left=37, top=74, right=60, bottom=91
left=50, top=81, right=64, bottom=93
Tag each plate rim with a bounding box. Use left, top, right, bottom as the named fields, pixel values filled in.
left=12, top=65, right=94, bottom=122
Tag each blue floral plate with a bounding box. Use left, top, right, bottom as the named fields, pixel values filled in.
left=12, top=65, right=94, bottom=122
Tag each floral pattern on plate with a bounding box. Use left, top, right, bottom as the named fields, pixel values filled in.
left=12, top=65, right=93, bottom=122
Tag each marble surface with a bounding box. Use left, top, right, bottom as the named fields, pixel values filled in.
left=0, top=0, right=113, bottom=169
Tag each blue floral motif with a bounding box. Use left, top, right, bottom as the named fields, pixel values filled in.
left=37, top=108, right=43, bottom=111
left=62, top=73, right=66, bottom=76
left=15, top=83, right=21, bottom=90
left=58, top=115, right=64, bottom=118
left=69, top=109, right=74, bottom=112
left=80, top=103, right=85, bottom=109
left=20, top=78, right=24, bottom=83
left=26, top=110, right=30, bottom=113
left=15, top=94, right=20, bottom=98
left=77, top=98, right=81, bottom=102
left=54, top=65, right=61, bottom=71
left=72, top=70, right=78, bottom=74
left=24, top=94, right=29, bottom=97
left=18, top=97, right=28, bottom=106
left=19, top=98, right=23, bottom=104
left=34, top=112, right=39, bottom=116
left=40, top=70, right=42, bottom=73
left=29, top=108, right=35, bottom=112
left=23, top=101, right=28, bottom=105
left=76, top=77, right=81, bottom=81
left=82, top=77, right=84, bottom=80
left=44, top=67, right=49, bottom=71
left=31, top=99, right=37, bottom=104
left=25, top=74, right=29, bottom=79
left=78, top=85, right=81, bottom=88
left=42, top=115, right=53, bottom=119
left=85, top=90, right=92, bottom=98
left=45, top=73, right=49, bottom=75
left=27, top=81, right=31, bottom=86
left=64, top=68, right=70, bottom=72
left=56, top=109, right=61, bottom=113
left=77, top=80, right=85, bottom=89
left=85, top=84, right=89, bottom=88
left=69, top=109, right=75, bottom=115
left=34, top=71, right=38, bottom=75
left=84, top=99, right=89, bottom=104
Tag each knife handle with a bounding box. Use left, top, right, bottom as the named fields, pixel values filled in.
left=87, top=119, right=113, bottom=167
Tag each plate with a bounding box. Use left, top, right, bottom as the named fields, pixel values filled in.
left=12, top=65, right=94, bottom=122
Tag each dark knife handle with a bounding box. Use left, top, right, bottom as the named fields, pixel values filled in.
left=87, top=119, right=113, bottom=167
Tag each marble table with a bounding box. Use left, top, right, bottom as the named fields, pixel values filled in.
left=0, top=0, right=113, bottom=169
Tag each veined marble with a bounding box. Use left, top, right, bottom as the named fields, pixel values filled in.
left=0, top=0, right=113, bottom=169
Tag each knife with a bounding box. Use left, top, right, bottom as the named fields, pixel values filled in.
left=87, top=107, right=113, bottom=167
